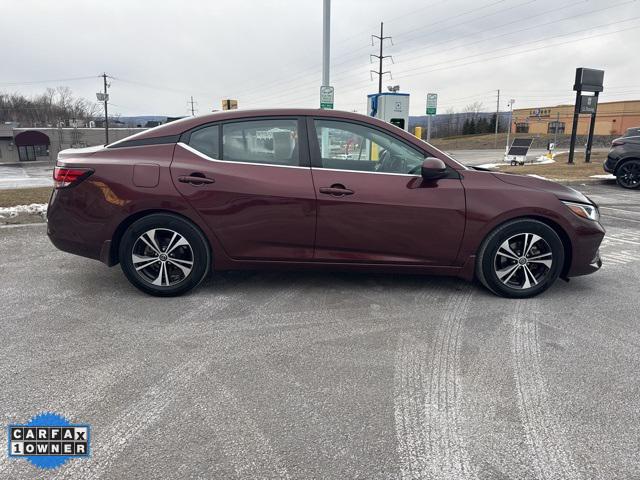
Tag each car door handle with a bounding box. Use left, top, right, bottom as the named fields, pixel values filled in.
left=319, top=185, right=354, bottom=196
left=178, top=174, right=215, bottom=185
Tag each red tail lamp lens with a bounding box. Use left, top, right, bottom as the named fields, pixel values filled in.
left=53, top=167, right=93, bottom=188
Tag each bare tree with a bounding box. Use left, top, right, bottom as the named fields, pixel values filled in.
left=463, top=101, right=484, bottom=121
left=0, top=87, right=99, bottom=127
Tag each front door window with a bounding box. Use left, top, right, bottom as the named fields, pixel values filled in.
left=314, top=119, right=425, bottom=175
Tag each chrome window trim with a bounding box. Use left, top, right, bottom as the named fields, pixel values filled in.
left=313, top=166, right=420, bottom=177
left=177, top=142, right=310, bottom=170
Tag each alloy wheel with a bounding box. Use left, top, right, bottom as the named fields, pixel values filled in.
left=131, top=228, right=194, bottom=287
left=618, top=162, right=640, bottom=188
left=493, top=233, right=553, bottom=290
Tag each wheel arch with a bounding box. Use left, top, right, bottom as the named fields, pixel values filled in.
left=479, top=214, right=573, bottom=279
left=108, top=209, right=213, bottom=267
left=614, top=156, right=640, bottom=175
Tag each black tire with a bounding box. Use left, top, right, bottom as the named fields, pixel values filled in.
left=476, top=219, right=564, bottom=298
left=119, top=213, right=210, bottom=297
left=616, top=160, right=640, bottom=189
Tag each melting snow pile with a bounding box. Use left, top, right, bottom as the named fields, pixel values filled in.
left=0, top=203, right=48, bottom=219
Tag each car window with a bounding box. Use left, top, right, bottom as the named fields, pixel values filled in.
left=189, top=125, right=219, bottom=159
left=314, top=119, right=425, bottom=174
left=222, top=119, right=299, bottom=166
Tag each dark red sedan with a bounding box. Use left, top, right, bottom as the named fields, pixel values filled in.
left=47, top=109, right=604, bottom=297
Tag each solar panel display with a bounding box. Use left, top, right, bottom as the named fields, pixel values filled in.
left=507, top=146, right=531, bottom=156
left=511, top=138, right=533, bottom=148
left=507, top=138, right=533, bottom=157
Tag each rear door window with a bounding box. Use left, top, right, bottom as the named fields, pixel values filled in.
left=222, top=119, right=299, bottom=166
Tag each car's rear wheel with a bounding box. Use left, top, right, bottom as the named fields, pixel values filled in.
left=476, top=219, right=564, bottom=298
left=616, top=160, right=640, bottom=189
left=119, top=214, right=210, bottom=296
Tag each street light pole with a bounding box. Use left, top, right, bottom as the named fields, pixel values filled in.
left=322, top=0, right=330, bottom=87
left=494, top=89, right=500, bottom=148
left=321, top=0, right=330, bottom=157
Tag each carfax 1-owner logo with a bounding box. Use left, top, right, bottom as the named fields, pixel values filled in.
left=7, top=412, right=91, bottom=469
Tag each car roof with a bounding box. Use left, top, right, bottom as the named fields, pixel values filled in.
left=109, top=108, right=394, bottom=143
left=105, top=108, right=468, bottom=171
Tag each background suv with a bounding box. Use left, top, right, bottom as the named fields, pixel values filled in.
left=604, top=133, right=640, bottom=189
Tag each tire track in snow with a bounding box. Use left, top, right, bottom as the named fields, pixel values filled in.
left=49, top=355, right=290, bottom=479
left=394, top=286, right=477, bottom=480
left=511, top=299, right=581, bottom=480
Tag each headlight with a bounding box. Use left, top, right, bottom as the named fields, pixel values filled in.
left=562, top=201, right=600, bottom=222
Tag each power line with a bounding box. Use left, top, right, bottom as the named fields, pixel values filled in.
left=242, top=10, right=639, bottom=106
left=393, top=0, right=629, bottom=65
left=237, top=0, right=537, bottom=101
left=245, top=17, right=640, bottom=111
left=0, top=76, right=99, bottom=86
left=394, top=0, right=509, bottom=42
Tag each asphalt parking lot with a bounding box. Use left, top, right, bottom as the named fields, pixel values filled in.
left=1, top=181, right=639, bottom=479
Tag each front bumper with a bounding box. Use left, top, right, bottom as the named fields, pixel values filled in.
left=604, top=153, right=619, bottom=174
left=566, top=220, right=605, bottom=277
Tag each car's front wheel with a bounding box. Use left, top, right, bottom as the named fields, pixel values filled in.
left=616, top=159, right=640, bottom=189
left=476, top=219, right=564, bottom=298
left=119, top=213, right=210, bottom=296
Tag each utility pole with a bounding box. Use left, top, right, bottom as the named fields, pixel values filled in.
left=554, top=111, right=560, bottom=147
left=494, top=89, right=500, bottom=148
left=102, top=73, right=109, bottom=144
left=189, top=96, right=197, bottom=116
left=370, top=22, right=393, bottom=93
left=506, top=99, right=515, bottom=153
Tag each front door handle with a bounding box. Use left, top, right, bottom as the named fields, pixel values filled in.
left=319, top=185, right=354, bottom=196
left=178, top=174, right=215, bottom=186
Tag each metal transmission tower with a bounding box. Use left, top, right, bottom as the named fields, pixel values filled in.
left=370, top=22, right=393, bottom=94
left=188, top=96, right=198, bottom=116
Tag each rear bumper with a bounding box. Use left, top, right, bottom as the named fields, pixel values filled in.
left=46, top=187, right=110, bottom=263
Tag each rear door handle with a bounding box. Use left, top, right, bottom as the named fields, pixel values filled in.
left=178, top=174, right=215, bottom=185
left=319, top=185, right=354, bottom=196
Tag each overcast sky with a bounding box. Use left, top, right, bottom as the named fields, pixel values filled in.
left=2, top=0, right=639, bottom=117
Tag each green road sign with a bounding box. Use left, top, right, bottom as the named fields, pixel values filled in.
left=426, top=93, right=438, bottom=115
left=320, top=86, right=334, bottom=110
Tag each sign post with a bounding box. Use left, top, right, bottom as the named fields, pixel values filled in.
left=568, top=67, right=604, bottom=164
left=320, top=86, right=334, bottom=110
left=426, top=93, right=437, bottom=142
left=581, top=93, right=599, bottom=163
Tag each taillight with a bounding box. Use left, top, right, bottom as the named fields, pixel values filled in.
left=611, top=139, right=626, bottom=147
left=53, top=167, right=93, bottom=188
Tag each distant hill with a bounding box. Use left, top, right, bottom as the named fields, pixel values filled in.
left=118, top=116, right=168, bottom=127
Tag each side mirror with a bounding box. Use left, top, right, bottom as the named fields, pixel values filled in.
left=421, top=157, right=447, bottom=180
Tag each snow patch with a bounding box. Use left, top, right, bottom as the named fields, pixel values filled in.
left=0, top=203, right=48, bottom=219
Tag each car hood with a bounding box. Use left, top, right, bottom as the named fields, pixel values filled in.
left=491, top=172, right=591, bottom=204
